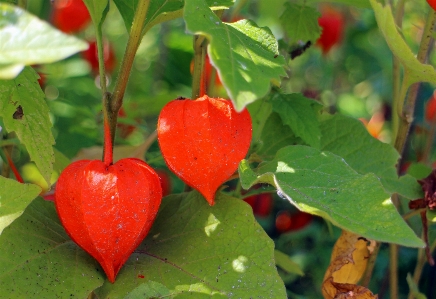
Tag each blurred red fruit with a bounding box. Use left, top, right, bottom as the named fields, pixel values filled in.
left=82, top=40, right=116, bottom=75
left=52, top=0, right=91, bottom=33
left=316, top=6, right=344, bottom=55
left=117, top=108, right=136, bottom=138
left=156, top=170, right=171, bottom=197
left=427, top=0, right=436, bottom=11
left=425, top=92, right=436, bottom=123
left=275, top=211, right=313, bottom=233
left=244, top=193, right=273, bottom=217
left=38, top=73, right=45, bottom=88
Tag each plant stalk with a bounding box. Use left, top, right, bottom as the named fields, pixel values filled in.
left=391, top=0, right=405, bottom=140
left=192, top=34, right=207, bottom=99
left=95, top=26, right=108, bottom=96
left=108, top=0, right=151, bottom=146
left=363, top=5, right=436, bottom=293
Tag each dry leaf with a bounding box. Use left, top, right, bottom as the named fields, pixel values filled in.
left=322, top=230, right=377, bottom=299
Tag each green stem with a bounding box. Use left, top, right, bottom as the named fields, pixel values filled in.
left=229, top=0, right=247, bottom=21
left=0, top=139, right=19, bottom=147
left=192, top=35, right=207, bottom=99
left=389, top=243, right=399, bottom=299
left=109, top=0, right=151, bottom=144
left=394, top=9, right=436, bottom=156
left=390, top=8, right=436, bottom=299
left=95, top=25, right=107, bottom=95
left=111, top=0, right=151, bottom=112
left=407, top=233, right=426, bottom=299
left=363, top=5, right=436, bottom=292
left=391, top=0, right=405, bottom=140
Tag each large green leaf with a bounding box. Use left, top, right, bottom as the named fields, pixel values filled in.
left=280, top=3, right=321, bottom=43
left=239, top=145, right=424, bottom=247
left=319, top=114, right=422, bottom=199
left=0, top=3, right=88, bottom=79
left=83, top=0, right=110, bottom=27
left=0, top=67, right=55, bottom=186
left=95, top=191, right=286, bottom=298
left=0, top=177, right=41, bottom=235
left=0, top=193, right=286, bottom=298
left=184, top=0, right=287, bottom=111
left=370, top=0, right=436, bottom=84
left=271, top=92, right=323, bottom=148
left=112, top=0, right=233, bottom=33
left=0, top=198, right=104, bottom=298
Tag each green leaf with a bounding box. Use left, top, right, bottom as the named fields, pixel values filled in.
left=0, top=177, right=41, bottom=235
left=246, top=96, right=272, bottom=148
left=1, top=193, right=285, bottom=297
left=406, top=163, right=432, bottom=180
left=0, top=198, right=104, bottom=298
left=112, top=0, right=233, bottom=33
left=274, top=250, right=304, bottom=276
left=280, top=3, right=321, bottom=43
left=123, top=281, right=171, bottom=299
left=0, top=67, right=55, bottom=186
left=0, top=3, right=88, bottom=79
left=94, top=192, right=286, bottom=298
left=184, top=0, right=286, bottom=111
left=239, top=145, right=424, bottom=247
left=319, top=114, right=422, bottom=199
left=370, top=0, right=436, bottom=84
left=257, top=112, right=303, bottom=159
left=83, top=0, right=110, bottom=27
left=271, top=92, right=322, bottom=148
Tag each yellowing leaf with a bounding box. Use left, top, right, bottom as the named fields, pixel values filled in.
left=322, top=230, right=377, bottom=299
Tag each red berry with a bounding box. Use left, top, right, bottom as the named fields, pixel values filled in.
left=157, top=95, right=252, bottom=205
left=82, top=40, right=116, bottom=75
left=428, top=0, right=436, bottom=11
left=425, top=92, right=436, bottom=123
left=244, top=189, right=273, bottom=217
left=316, top=6, right=344, bottom=55
left=52, top=0, right=91, bottom=33
left=55, top=158, right=162, bottom=283
left=117, top=108, right=136, bottom=138
left=275, top=211, right=313, bottom=233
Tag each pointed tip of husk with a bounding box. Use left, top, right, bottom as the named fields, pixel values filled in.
left=201, top=190, right=216, bottom=206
